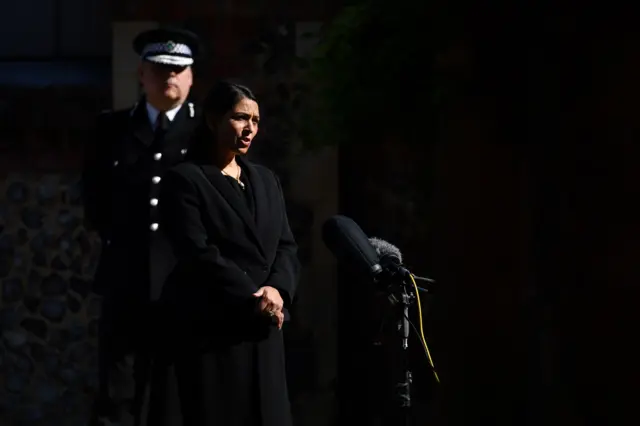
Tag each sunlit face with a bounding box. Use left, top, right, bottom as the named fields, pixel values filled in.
left=138, top=61, right=192, bottom=109
left=210, top=97, right=260, bottom=156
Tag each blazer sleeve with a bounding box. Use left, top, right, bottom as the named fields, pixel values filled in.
left=159, top=168, right=260, bottom=303
left=82, top=111, right=111, bottom=237
left=264, top=172, right=301, bottom=308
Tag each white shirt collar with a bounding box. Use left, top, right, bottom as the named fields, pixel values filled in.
left=146, top=102, right=182, bottom=126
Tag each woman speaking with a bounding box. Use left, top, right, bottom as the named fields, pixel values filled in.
left=147, top=81, right=300, bottom=426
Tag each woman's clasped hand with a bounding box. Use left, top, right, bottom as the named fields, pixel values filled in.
left=253, top=286, right=284, bottom=329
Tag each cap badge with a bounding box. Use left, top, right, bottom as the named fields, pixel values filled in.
left=165, top=40, right=177, bottom=53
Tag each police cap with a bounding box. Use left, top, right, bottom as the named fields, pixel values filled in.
left=133, top=28, right=201, bottom=67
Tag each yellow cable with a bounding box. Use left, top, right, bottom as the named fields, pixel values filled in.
left=410, top=273, right=440, bottom=383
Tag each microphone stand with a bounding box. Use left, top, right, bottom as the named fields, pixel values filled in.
left=398, top=284, right=414, bottom=426
left=380, top=272, right=418, bottom=426
left=373, top=263, right=435, bottom=426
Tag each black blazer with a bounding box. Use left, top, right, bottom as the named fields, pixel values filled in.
left=82, top=99, right=199, bottom=298
left=158, top=157, right=300, bottom=328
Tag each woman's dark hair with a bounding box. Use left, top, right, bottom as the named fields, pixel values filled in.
left=186, top=81, right=258, bottom=164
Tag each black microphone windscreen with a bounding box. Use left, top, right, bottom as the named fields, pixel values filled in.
left=369, top=237, right=403, bottom=264
left=322, top=215, right=381, bottom=275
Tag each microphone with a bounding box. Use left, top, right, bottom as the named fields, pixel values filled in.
left=322, top=215, right=382, bottom=276
left=369, top=237, right=408, bottom=277
left=369, top=237, right=435, bottom=285
left=369, top=237, right=403, bottom=264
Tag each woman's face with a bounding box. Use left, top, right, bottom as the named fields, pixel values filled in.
left=211, top=97, right=260, bottom=156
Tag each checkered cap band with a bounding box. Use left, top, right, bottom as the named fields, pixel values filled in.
left=141, top=42, right=193, bottom=58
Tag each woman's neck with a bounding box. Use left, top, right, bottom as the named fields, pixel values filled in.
left=214, top=149, right=237, bottom=170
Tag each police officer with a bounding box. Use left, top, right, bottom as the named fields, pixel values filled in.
left=82, top=28, right=201, bottom=423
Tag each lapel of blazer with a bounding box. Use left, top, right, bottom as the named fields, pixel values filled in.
left=130, top=100, right=154, bottom=147
left=162, top=101, right=198, bottom=151
left=237, top=156, right=269, bottom=241
left=199, top=161, right=267, bottom=259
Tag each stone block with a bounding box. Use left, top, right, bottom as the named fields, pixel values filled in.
left=0, top=173, right=101, bottom=424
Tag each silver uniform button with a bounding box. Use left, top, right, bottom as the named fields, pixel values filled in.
left=153, top=153, right=162, bottom=161
left=150, top=223, right=159, bottom=231
left=113, top=160, right=119, bottom=167
left=152, top=176, right=161, bottom=184
left=181, top=148, right=188, bottom=155
left=150, top=198, right=159, bottom=206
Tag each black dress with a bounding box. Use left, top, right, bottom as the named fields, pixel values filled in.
left=141, top=159, right=299, bottom=426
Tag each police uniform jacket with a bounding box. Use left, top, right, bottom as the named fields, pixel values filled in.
left=83, top=98, right=199, bottom=302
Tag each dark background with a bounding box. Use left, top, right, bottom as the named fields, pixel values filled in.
left=1, top=1, right=639, bottom=425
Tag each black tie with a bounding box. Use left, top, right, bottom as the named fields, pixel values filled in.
left=152, top=113, right=169, bottom=152
left=155, top=113, right=170, bottom=133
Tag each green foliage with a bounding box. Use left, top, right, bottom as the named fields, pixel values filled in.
left=302, top=0, right=440, bottom=148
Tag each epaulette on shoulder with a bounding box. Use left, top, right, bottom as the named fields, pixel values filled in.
left=96, top=109, right=113, bottom=126
left=96, top=108, right=125, bottom=127
left=129, top=101, right=140, bottom=117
